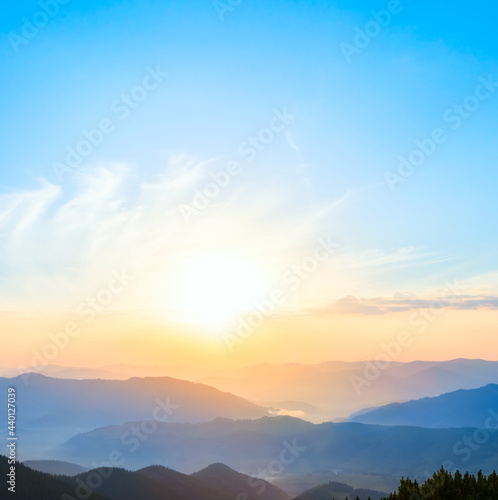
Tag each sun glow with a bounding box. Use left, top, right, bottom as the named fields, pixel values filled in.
left=171, top=252, right=268, bottom=329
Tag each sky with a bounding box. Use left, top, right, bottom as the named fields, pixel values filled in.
left=1, top=0, right=497, bottom=369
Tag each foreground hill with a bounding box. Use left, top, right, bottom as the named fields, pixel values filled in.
left=349, top=383, right=498, bottom=428
left=294, top=480, right=387, bottom=500
left=191, top=463, right=290, bottom=500
left=54, top=415, right=498, bottom=476
left=0, top=455, right=111, bottom=500
left=5, top=455, right=496, bottom=500
left=61, top=467, right=217, bottom=500
left=1, top=455, right=290, bottom=500
left=0, top=373, right=268, bottom=457
left=62, top=462, right=290, bottom=500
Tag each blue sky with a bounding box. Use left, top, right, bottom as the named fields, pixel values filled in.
left=0, top=0, right=497, bottom=322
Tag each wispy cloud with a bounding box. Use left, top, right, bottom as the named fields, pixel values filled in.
left=0, top=160, right=336, bottom=310
left=1, top=161, right=489, bottom=316
left=308, top=293, right=498, bottom=316
left=312, top=190, right=353, bottom=219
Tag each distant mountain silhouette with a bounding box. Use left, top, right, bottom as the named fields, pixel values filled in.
left=7, top=359, right=498, bottom=423
left=348, top=384, right=498, bottom=428
left=2, top=363, right=203, bottom=381
left=22, top=459, right=88, bottom=476
left=0, top=373, right=269, bottom=458
left=2, top=364, right=118, bottom=380
left=197, top=359, right=498, bottom=420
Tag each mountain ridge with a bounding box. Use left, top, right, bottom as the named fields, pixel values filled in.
left=348, top=383, right=498, bottom=428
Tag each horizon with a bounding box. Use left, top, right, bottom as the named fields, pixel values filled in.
left=3, top=356, right=498, bottom=372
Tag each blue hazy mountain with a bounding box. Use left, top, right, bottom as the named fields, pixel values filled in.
left=53, top=415, right=498, bottom=476
left=22, top=459, right=89, bottom=476
left=348, top=384, right=498, bottom=428
left=0, top=373, right=269, bottom=458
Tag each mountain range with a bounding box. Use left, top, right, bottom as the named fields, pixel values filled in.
left=0, top=373, right=268, bottom=458
left=3, top=455, right=394, bottom=500
left=53, top=414, right=498, bottom=476
left=3, top=360, right=498, bottom=499
left=8, top=358, right=498, bottom=422
left=1, top=455, right=291, bottom=500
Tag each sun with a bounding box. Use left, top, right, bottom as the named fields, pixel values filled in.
left=170, top=251, right=268, bottom=329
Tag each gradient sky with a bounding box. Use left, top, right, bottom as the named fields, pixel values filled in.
left=1, top=0, right=497, bottom=368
